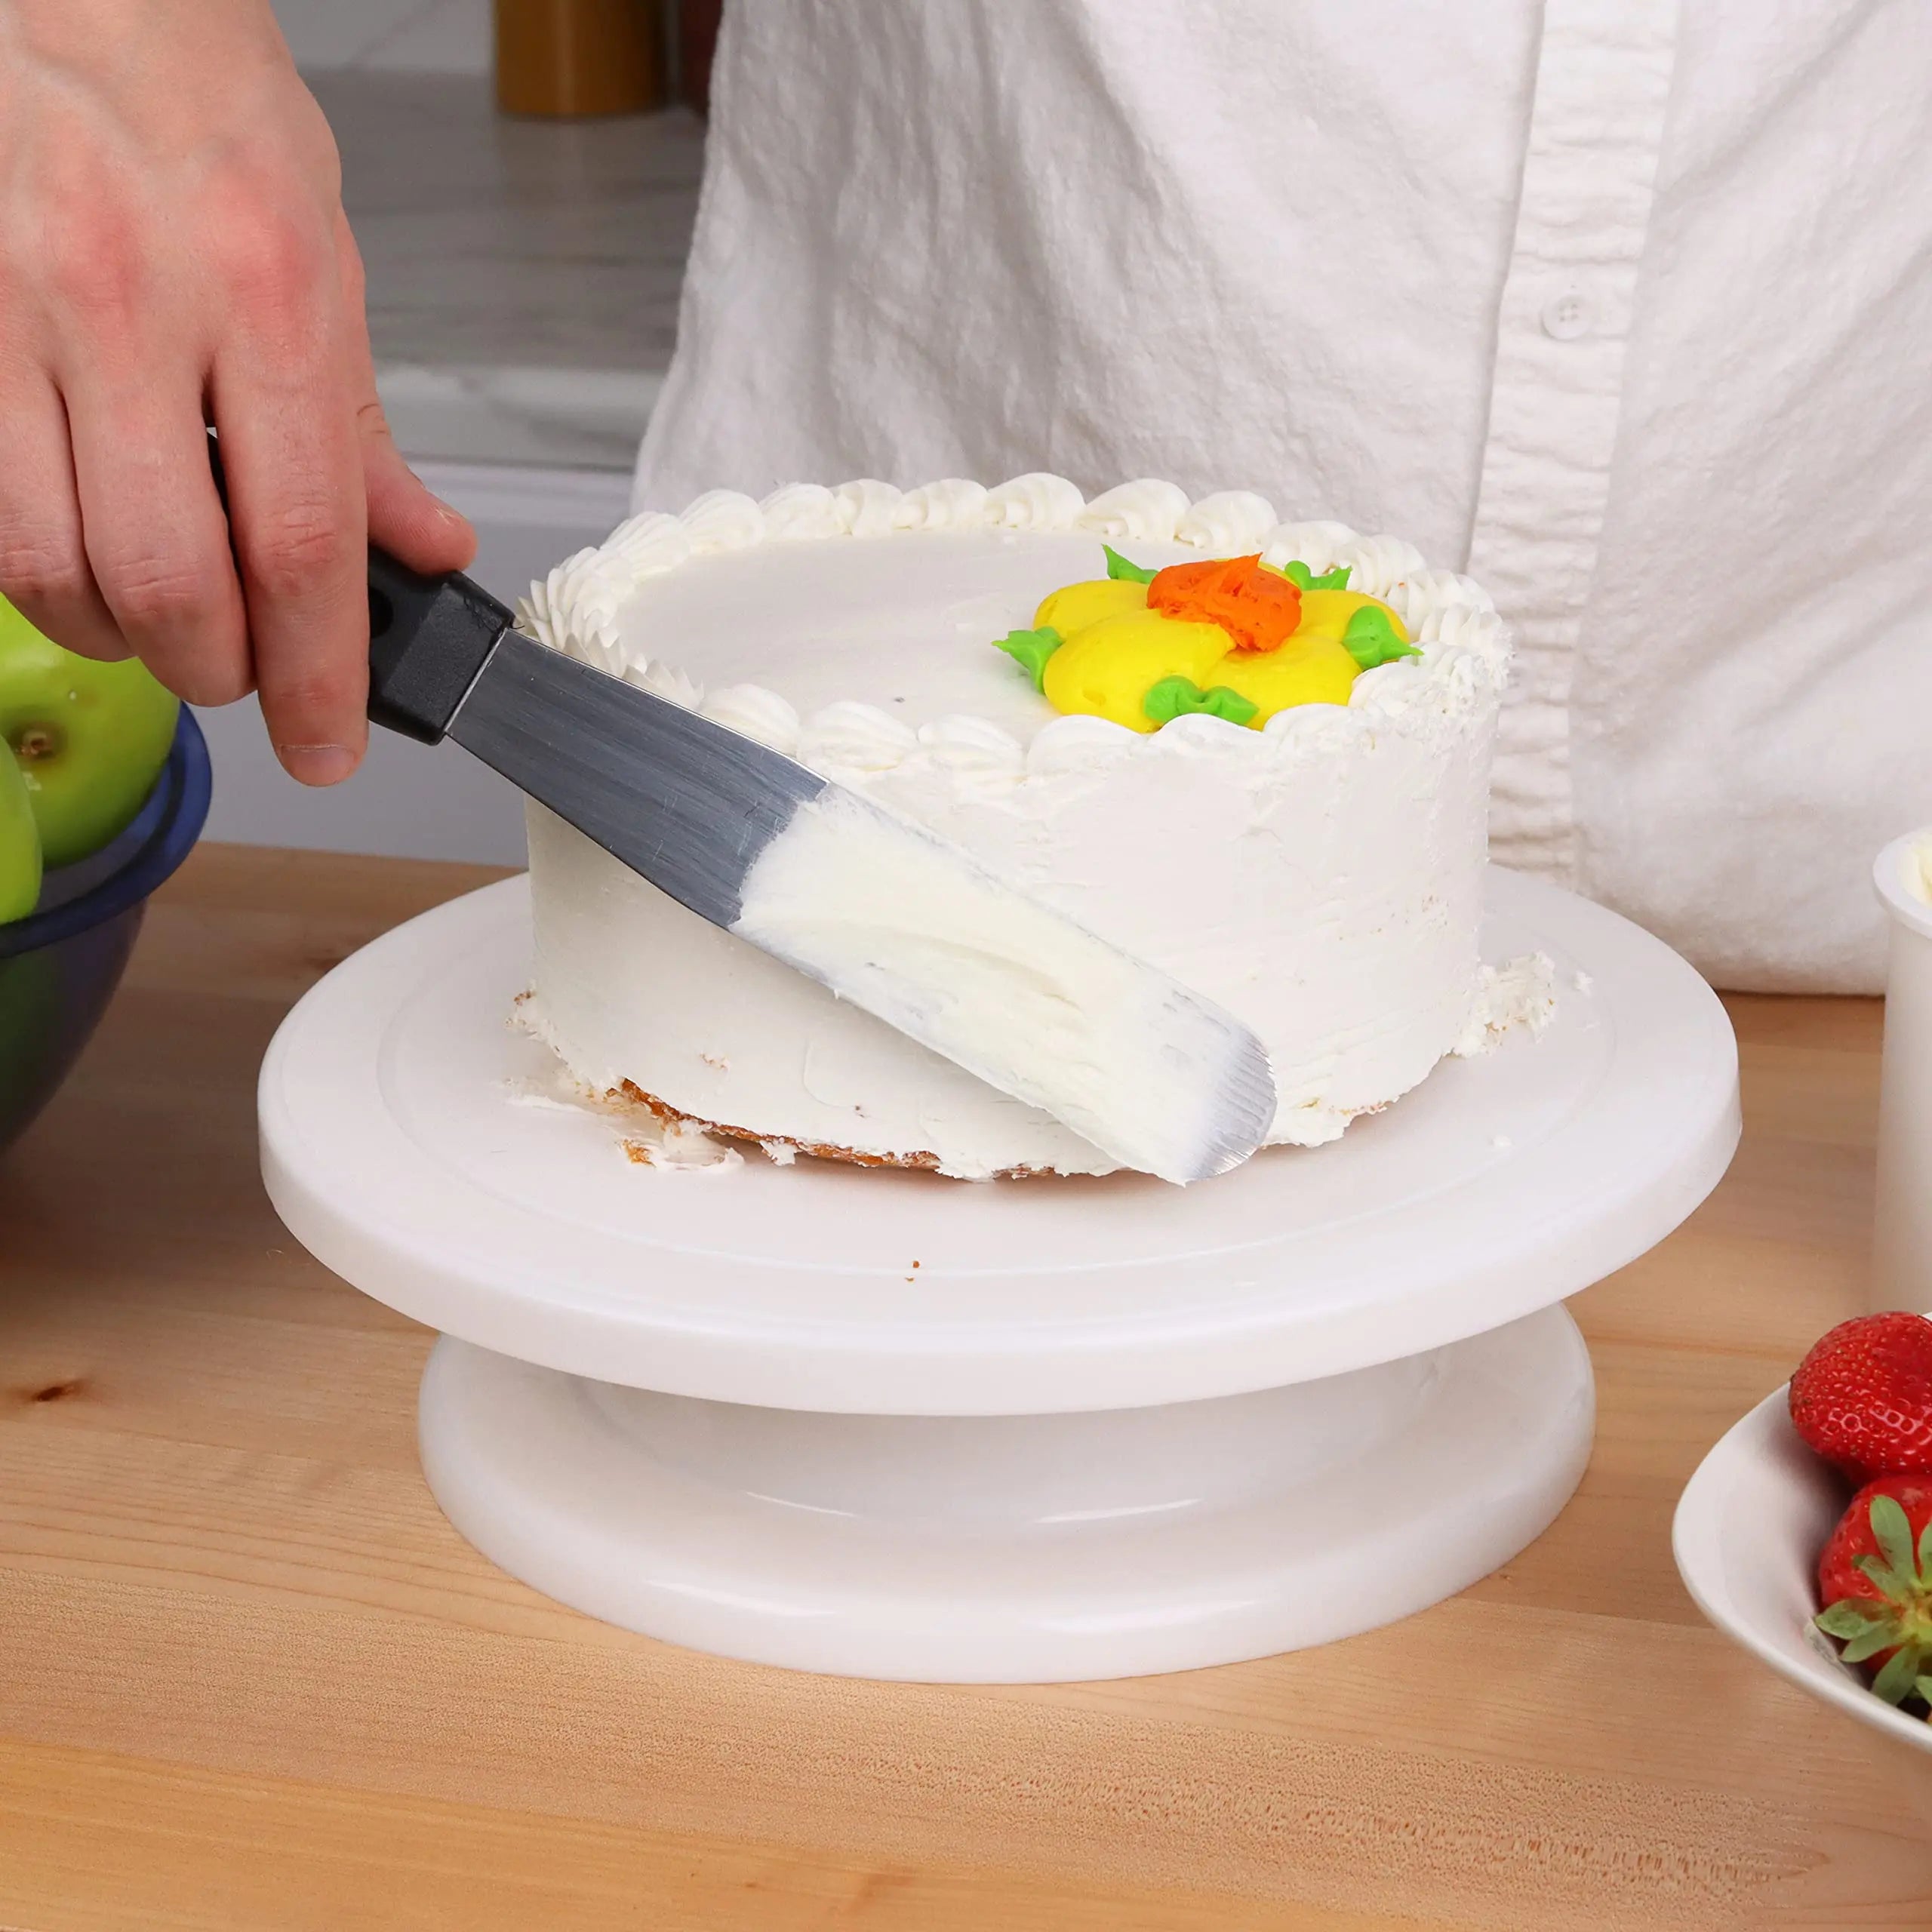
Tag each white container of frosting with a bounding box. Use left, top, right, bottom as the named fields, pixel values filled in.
left=1872, top=829, right=1932, bottom=1312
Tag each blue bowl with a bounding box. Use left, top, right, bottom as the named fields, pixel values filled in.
left=0, top=709, right=212, bottom=1155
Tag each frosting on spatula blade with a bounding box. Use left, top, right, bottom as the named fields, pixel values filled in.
left=732, top=785, right=1276, bottom=1184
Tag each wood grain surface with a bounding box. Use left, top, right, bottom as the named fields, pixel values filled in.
left=2, top=844, right=1928, bottom=1931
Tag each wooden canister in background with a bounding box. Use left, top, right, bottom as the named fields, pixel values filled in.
left=495, top=0, right=662, bottom=117
left=678, top=0, right=721, bottom=112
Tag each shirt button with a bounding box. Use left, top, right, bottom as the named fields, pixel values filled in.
left=1541, top=291, right=1592, bottom=340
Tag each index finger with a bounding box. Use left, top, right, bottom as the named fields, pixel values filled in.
left=208, top=238, right=369, bottom=787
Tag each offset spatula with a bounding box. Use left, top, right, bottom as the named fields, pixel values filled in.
left=208, top=436, right=1275, bottom=1182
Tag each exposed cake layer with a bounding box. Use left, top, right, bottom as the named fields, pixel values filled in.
left=518, top=475, right=1509, bottom=1180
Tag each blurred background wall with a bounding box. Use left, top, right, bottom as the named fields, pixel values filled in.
left=269, top=0, right=492, bottom=75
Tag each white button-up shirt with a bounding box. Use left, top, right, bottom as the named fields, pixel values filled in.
left=637, top=0, right=1932, bottom=991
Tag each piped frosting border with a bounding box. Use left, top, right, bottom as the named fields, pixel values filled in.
left=515, top=475, right=1511, bottom=796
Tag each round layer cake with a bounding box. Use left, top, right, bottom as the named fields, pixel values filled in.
left=516, top=475, right=1511, bottom=1180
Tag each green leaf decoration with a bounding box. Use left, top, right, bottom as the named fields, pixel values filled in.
left=1872, top=1641, right=1926, bottom=1706
left=1817, top=1599, right=1893, bottom=1639
left=1342, top=605, right=1423, bottom=672
left=1918, top=1512, right=1932, bottom=1574
left=1873, top=1493, right=1919, bottom=1580
left=1142, top=676, right=1258, bottom=729
left=995, top=625, right=1063, bottom=692
left=1266, top=559, right=1352, bottom=592
left=1103, top=545, right=1158, bottom=584
left=1918, top=1675, right=1932, bottom=1709
left=1203, top=686, right=1259, bottom=726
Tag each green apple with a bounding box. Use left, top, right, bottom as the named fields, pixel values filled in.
left=0, top=595, right=179, bottom=869
left=0, top=739, right=39, bottom=922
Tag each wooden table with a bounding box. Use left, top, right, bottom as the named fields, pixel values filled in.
left=2, top=845, right=1928, bottom=1931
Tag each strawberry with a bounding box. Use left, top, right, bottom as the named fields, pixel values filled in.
left=1788, top=1312, right=1932, bottom=1483
left=1814, top=1476, right=1932, bottom=1705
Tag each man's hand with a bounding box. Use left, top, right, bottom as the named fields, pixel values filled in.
left=0, top=0, right=476, bottom=785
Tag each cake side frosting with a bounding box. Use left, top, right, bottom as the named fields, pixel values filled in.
left=518, top=476, right=1511, bottom=1180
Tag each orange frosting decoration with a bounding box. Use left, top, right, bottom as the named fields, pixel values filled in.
left=1146, top=553, right=1301, bottom=654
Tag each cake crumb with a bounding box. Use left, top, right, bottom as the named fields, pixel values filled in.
left=623, top=1116, right=744, bottom=1174
left=503, top=1068, right=601, bottom=1112
left=1453, top=952, right=1558, bottom=1057
left=609, top=1078, right=1054, bottom=1178
left=503, top=1052, right=746, bottom=1174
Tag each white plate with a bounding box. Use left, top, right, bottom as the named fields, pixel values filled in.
left=1673, top=1383, right=1932, bottom=1755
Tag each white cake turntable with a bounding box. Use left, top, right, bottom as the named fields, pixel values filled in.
left=260, top=868, right=1737, bottom=1682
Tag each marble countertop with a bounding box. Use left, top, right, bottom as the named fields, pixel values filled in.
left=311, top=70, right=705, bottom=469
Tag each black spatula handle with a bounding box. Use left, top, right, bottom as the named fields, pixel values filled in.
left=205, top=427, right=512, bottom=744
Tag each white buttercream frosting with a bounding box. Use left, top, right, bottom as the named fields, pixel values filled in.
left=1454, top=952, right=1559, bottom=1055
left=1427, top=600, right=1506, bottom=655
left=833, top=478, right=903, bottom=537
left=798, top=700, right=919, bottom=774
left=984, top=472, right=1086, bottom=529
left=515, top=478, right=1509, bottom=770
left=915, top=715, right=1026, bottom=792
left=1349, top=657, right=1434, bottom=718
left=894, top=478, right=989, bottom=529
left=1332, top=532, right=1426, bottom=598
left=1023, top=713, right=1143, bottom=777
left=626, top=1113, right=744, bottom=1174
left=680, top=490, right=765, bottom=553
left=731, top=785, right=1272, bottom=1183
left=1260, top=521, right=1357, bottom=575
left=1176, top=491, right=1278, bottom=552
left=605, top=510, right=693, bottom=578
left=700, top=683, right=800, bottom=754
left=518, top=472, right=1514, bottom=1179
left=1145, top=709, right=1255, bottom=760
left=1077, top=478, right=1191, bottom=542
left=760, top=483, right=844, bottom=540
left=623, top=657, right=701, bottom=709
left=1260, top=698, right=1367, bottom=752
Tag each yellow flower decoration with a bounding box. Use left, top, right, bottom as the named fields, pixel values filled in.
left=995, top=549, right=1412, bottom=733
